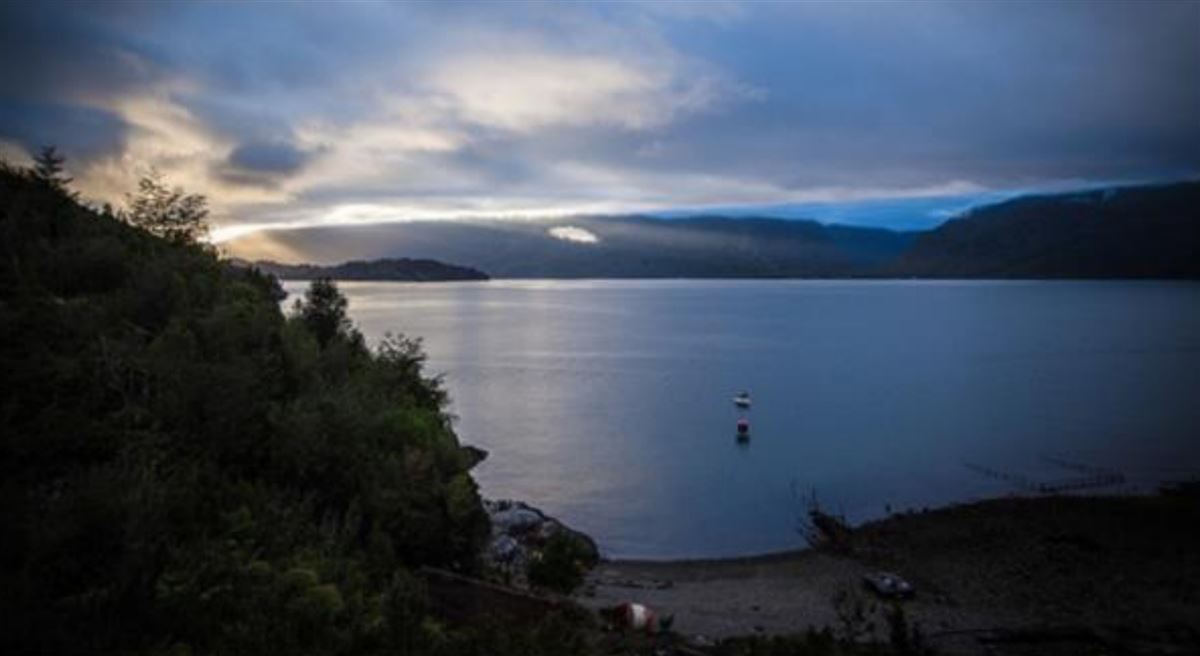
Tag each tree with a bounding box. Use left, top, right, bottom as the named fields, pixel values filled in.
left=295, top=277, right=352, bottom=347
left=33, top=145, right=73, bottom=193
left=125, top=170, right=209, bottom=242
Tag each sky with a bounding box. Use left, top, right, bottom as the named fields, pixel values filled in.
left=1, top=0, right=1197, bottom=241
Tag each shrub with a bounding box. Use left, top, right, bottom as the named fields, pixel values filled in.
left=528, top=532, right=593, bottom=594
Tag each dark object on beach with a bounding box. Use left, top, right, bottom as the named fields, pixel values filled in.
left=863, top=571, right=915, bottom=599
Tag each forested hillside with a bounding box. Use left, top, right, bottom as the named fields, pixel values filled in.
left=0, top=162, right=528, bottom=653
left=892, top=182, right=1200, bottom=278
left=223, top=182, right=1199, bottom=280
left=250, top=257, right=489, bottom=282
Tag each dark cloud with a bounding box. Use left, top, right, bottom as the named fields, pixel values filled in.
left=0, top=0, right=1196, bottom=231
left=228, top=141, right=309, bottom=175
left=0, top=101, right=128, bottom=161
left=216, top=140, right=313, bottom=188
left=0, top=2, right=168, bottom=105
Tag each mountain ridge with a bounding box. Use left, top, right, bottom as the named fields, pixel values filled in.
left=245, top=257, right=489, bottom=282
left=893, top=180, right=1200, bottom=278
left=225, top=181, right=1200, bottom=280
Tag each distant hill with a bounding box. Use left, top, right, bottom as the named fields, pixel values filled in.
left=892, top=181, right=1200, bottom=278
left=222, top=181, right=1200, bottom=279
left=250, top=257, right=489, bottom=281
left=227, top=215, right=915, bottom=278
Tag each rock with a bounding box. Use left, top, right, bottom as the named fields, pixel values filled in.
left=460, top=445, right=488, bottom=470
left=536, top=520, right=560, bottom=541
left=491, top=506, right=545, bottom=534
left=480, top=498, right=600, bottom=590
left=489, top=534, right=520, bottom=563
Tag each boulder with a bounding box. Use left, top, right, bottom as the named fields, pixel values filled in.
left=481, top=499, right=600, bottom=589
left=488, top=534, right=520, bottom=563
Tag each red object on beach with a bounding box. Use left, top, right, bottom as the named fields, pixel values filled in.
left=614, top=602, right=657, bottom=634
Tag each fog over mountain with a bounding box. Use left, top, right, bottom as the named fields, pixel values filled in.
left=235, top=216, right=912, bottom=279
left=229, top=181, right=1200, bottom=279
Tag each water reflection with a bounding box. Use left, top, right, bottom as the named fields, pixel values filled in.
left=285, top=280, right=1200, bottom=559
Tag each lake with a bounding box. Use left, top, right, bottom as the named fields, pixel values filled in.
left=282, top=280, right=1200, bottom=559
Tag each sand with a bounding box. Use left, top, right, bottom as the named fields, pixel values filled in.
left=575, top=491, right=1200, bottom=654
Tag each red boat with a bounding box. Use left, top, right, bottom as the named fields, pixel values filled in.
left=736, top=417, right=750, bottom=439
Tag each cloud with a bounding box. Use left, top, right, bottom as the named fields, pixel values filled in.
left=548, top=226, right=600, bottom=244
left=0, top=0, right=1196, bottom=245
left=73, top=90, right=295, bottom=214
left=216, top=140, right=314, bottom=188
left=425, top=50, right=728, bottom=132
left=0, top=101, right=129, bottom=161
left=227, top=141, right=309, bottom=175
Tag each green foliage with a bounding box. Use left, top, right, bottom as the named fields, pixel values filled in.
left=527, top=531, right=592, bottom=594
left=0, top=162, right=493, bottom=653
left=294, top=276, right=354, bottom=348
left=124, top=169, right=209, bottom=243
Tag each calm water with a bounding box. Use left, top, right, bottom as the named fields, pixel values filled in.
left=283, top=280, right=1200, bottom=559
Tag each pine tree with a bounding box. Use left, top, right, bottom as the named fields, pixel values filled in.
left=33, top=145, right=73, bottom=194
left=295, top=277, right=353, bottom=347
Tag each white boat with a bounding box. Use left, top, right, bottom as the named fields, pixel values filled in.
left=733, top=392, right=752, bottom=408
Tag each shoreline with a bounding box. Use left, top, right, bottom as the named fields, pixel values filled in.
left=573, top=487, right=1200, bottom=653
left=596, top=486, right=1159, bottom=567
left=601, top=547, right=812, bottom=568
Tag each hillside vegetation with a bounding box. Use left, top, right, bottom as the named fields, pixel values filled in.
left=0, top=162, right=518, bottom=653
left=0, top=160, right=911, bottom=656
left=250, top=257, right=489, bottom=282
left=894, top=182, right=1200, bottom=278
